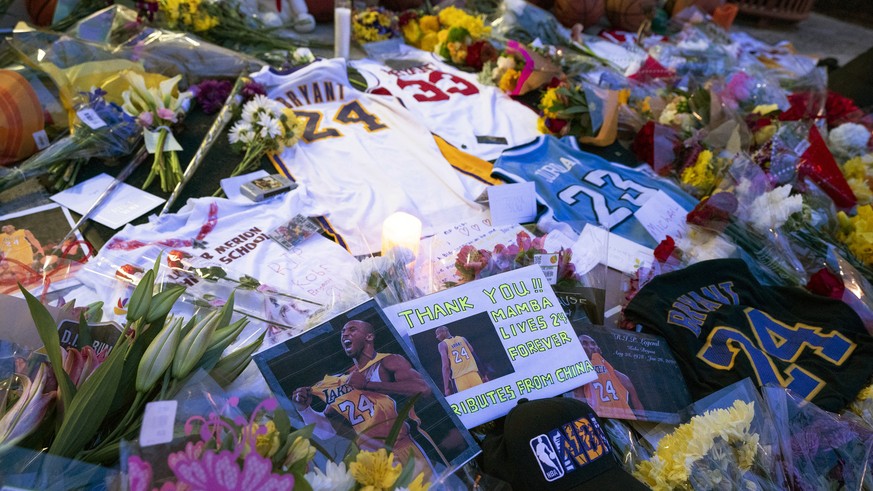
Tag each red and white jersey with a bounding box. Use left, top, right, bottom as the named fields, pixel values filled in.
left=351, top=45, right=540, bottom=161
left=252, top=59, right=491, bottom=256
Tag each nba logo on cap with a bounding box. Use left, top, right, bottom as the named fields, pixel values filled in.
left=529, top=434, right=565, bottom=482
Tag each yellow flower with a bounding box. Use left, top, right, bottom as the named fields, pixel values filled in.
left=539, top=87, right=561, bottom=119
left=838, top=205, right=873, bottom=266
left=857, top=384, right=873, bottom=401
left=680, top=149, right=719, bottom=193
left=537, top=117, right=550, bottom=134
left=754, top=124, right=777, bottom=146
left=842, top=157, right=868, bottom=180
left=254, top=421, right=281, bottom=458
left=634, top=401, right=757, bottom=490
left=437, top=6, right=465, bottom=27
left=640, top=96, right=651, bottom=114
left=419, top=15, right=439, bottom=33
left=159, top=0, right=182, bottom=23
left=192, top=13, right=218, bottom=32
left=752, top=104, right=779, bottom=115
left=350, top=449, right=402, bottom=491
left=406, top=473, right=430, bottom=491
left=848, top=177, right=873, bottom=205
left=283, top=436, right=316, bottom=468
left=402, top=21, right=422, bottom=45
left=420, top=32, right=439, bottom=52
left=447, top=42, right=467, bottom=64
left=498, top=68, right=519, bottom=94
left=437, top=29, right=449, bottom=45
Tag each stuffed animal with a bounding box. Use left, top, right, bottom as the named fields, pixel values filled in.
left=258, top=0, right=317, bottom=32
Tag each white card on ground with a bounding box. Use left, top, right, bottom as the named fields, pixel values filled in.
left=51, top=173, right=165, bottom=229
left=634, top=190, right=688, bottom=243
left=579, top=224, right=653, bottom=275
left=221, top=170, right=270, bottom=202
left=487, top=181, right=537, bottom=226
left=139, top=400, right=178, bottom=447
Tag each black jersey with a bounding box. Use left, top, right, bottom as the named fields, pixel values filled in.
left=624, top=259, right=873, bottom=412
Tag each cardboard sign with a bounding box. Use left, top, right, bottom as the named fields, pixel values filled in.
left=384, top=266, right=596, bottom=428
left=254, top=299, right=479, bottom=473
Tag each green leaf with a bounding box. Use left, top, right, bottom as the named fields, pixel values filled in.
left=77, top=312, right=92, bottom=350
left=343, top=441, right=360, bottom=465
left=215, top=291, right=236, bottom=329
left=274, top=403, right=292, bottom=441
left=19, top=285, right=77, bottom=413
left=384, top=394, right=419, bottom=450
left=292, top=470, right=313, bottom=491
left=49, top=334, right=126, bottom=457
left=392, top=449, right=418, bottom=489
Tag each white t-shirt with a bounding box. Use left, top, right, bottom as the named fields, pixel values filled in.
left=79, top=192, right=367, bottom=336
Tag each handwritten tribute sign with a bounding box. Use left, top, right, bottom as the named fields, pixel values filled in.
left=384, top=266, right=596, bottom=427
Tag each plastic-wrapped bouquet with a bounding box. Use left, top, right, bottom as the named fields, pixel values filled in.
left=353, top=7, right=399, bottom=44
left=0, top=89, right=140, bottom=193
left=635, top=399, right=764, bottom=490
left=449, top=231, right=546, bottom=285
left=121, top=72, right=193, bottom=192
left=401, top=6, right=492, bottom=68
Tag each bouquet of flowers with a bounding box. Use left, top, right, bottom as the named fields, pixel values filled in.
left=124, top=385, right=433, bottom=490
left=400, top=6, right=493, bottom=69
left=450, top=231, right=547, bottom=285
left=634, top=395, right=775, bottom=491
left=149, top=0, right=326, bottom=56
left=216, top=94, right=305, bottom=196
left=538, top=80, right=619, bottom=146
left=353, top=7, right=400, bottom=44
left=2, top=257, right=255, bottom=466
left=765, top=386, right=873, bottom=491
left=0, top=89, right=140, bottom=193
left=121, top=71, right=193, bottom=192
left=479, top=41, right=561, bottom=95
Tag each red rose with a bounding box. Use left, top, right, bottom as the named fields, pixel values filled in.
left=632, top=121, right=680, bottom=175
left=398, top=10, right=418, bottom=26
left=686, top=192, right=738, bottom=232
left=545, top=117, right=568, bottom=134
left=653, top=236, right=676, bottom=263
left=806, top=268, right=844, bottom=299
left=465, top=40, right=497, bottom=72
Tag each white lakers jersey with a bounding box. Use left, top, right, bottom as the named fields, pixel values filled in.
left=351, top=45, right=540, bottom=161
left=251, top=59, right=490, bottom=256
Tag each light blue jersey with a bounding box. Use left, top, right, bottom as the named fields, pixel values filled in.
left=492, top=135, right=697, bottom=248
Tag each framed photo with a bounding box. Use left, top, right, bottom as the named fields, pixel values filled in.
left=566, top=325, right=692, bottom=423
left=254, top=299, right=480, bottom=477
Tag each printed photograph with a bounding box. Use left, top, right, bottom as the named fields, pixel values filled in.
left=410, top=311, right=515, bottom=397
left=0, top=204, right=88, bottom=294
left=254, top=300, right=479, bottom=477
left=252, top=176, right=283, bottom=190
left=567, top=324, right=692, bottom=423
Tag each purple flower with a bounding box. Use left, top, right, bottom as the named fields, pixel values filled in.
left=138, top=112, right=154, bottom=127
left=241, top=81, right=267, bottom=102
left=193, top=79, right=233, bottom=114
left=156, top=108, right=177, bottom=123
left=168, top=447, right=294, bottom=491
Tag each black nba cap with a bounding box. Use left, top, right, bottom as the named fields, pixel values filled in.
left=481, top=397, right=649, bottom=491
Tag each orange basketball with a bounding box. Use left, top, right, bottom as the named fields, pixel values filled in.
left=605, top=0, right=656, bottom=32
left=25, top=0, right=58, bottom=26
left=552, top=0, right=605, bottom=28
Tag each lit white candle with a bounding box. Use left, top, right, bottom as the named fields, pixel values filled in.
left=334, top=0, right=352, bottom=59
left=381, top=212, right=422, bottom=258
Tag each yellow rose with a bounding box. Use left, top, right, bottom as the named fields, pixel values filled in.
left=419, top=15, right=439, bottom=33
